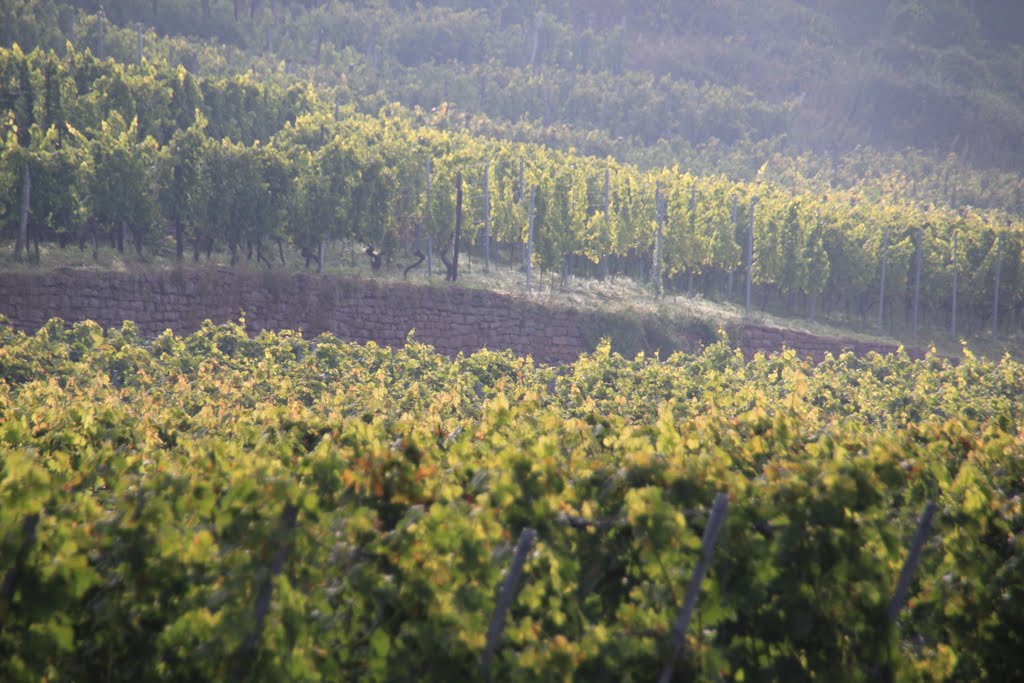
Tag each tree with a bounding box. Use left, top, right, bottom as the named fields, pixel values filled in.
left=662, top=171, right=706, bottom=288
left=81, top=112, right=159, bottom=258
left=0, top=125, right=32, bottom=260
left=123, top=60, right=174, bottom=144
left=39, top=50, right=66, bottom=146
left=301, top=135, right=362, bottom=271
left=167, top=65, right=202, bottom=136
left=201, top=137, right=266, bottom=266
left=800, top=208, right=830, bottom=314
left=489, top=156, right=528, bottom=260
left=249, top=142, right=293, bottom=267
left=3, top=44, right=36, bottom=261
left=292, top=148, right=332, bottom=271
left=159, top=110, right=209, bottom=261
left=29, top=124, right=87, bottom=252
left=698, top=178, right=742, bottom=293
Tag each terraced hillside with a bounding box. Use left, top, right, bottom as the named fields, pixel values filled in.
left=2, top=2, right=1023, bottom=351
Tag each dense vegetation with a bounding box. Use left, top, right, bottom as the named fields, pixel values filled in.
left=1, top=318, right=1023, bottom=680
left=3, top=3, right=1024, bottom=340
left=2, top=40, right=1023, bottom=339
left=3, top=5, right=1023, bottom=681
left=8, top=1, right=1024, bottom=173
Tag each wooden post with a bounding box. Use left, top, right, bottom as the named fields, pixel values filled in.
left=810, top=208, right=821, bottom=319
left=529, top=12, right=542, bottom=72
left=992, top=232, right=1002, bottom=338
left=518, top=158, right=524, bottom=203
left=888, top=502, right=938, bottom=622
left=602, top=166, right=611, bottom=279
left=912, top=227, right=922, bottom=337
left=232, top=504, right=298, bottom=683
left=425, top=158, right=433, bottom=201
left=98, top=6, right=105, bottom=59
left=658, top=493, right=729, bottom=683
left=728, top=194, right=737, bottom=299
left=420, top=156, right=432, bottom=257
left=450, top=171, right=463, bottom=282
left=526, top=186, right=535, bottom=290
left=745, top=198, right=757, bottom=316
left=951, top=231, right=958, bottom=339
left=483, top=162, right=491, bottom=273
left=688, top=184, right=697, bottom=294
left=878, top=227, right=889, bottom=330
left=427, top=235, right=433, bottom=277
left=654, top=182, right=664, bottom=299
left=15, top=164, right=30, bottom=261
left=415, top=159, right=429, bottom=250
left=604, top=168, right=611, bottom=220
left=480, top=528, right=537, bottom=679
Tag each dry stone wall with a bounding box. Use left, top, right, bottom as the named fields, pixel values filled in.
left=0, top=268, right=913, bottom=364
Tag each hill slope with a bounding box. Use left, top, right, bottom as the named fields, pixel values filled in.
left=2, top=1, right=1023, bottom=356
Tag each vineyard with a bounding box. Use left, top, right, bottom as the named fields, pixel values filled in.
left=1, top=317, right=1023, bottom=680
left=3, top=3, right=1024, bottom=681
left=3, top=3, right=1024, bottom=345
left=8, top=2, right=1024, bottom=177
